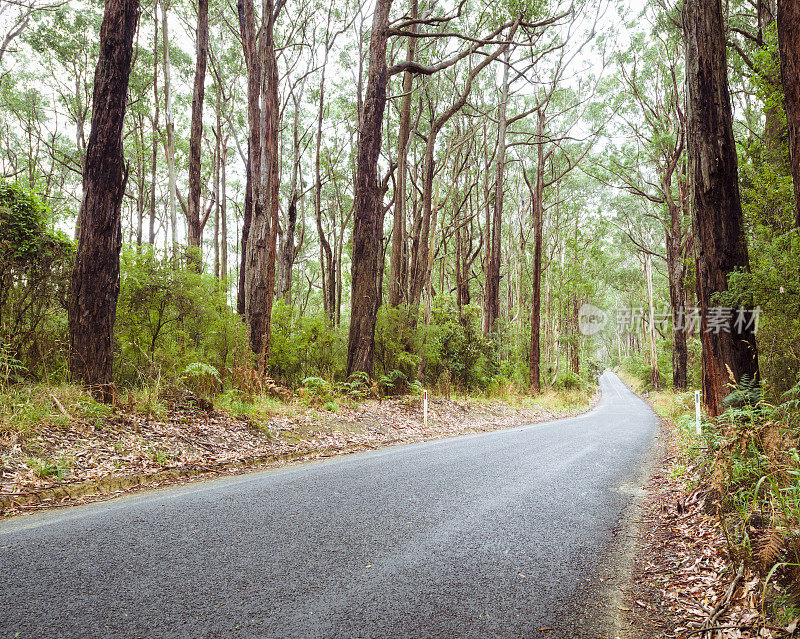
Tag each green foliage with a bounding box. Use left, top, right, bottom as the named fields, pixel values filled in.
left=181, top=362, right=222, bottom=396
left=374, top=306, right=419, bottom=379
left=267, top=300, right=344, bottom=386
left=0, top=343, right=26, bottom=387
left=337, top=372, right=372, bottom=400
left=115, top=247, right=248, bottom=386
left=378, top=369, right=409, bottom=396
left=27, top=456, right=71, bottom=481
left=554, top=370, right=584, bottom=391
left=300, top=376, right=333, bottom=400
left=0, top=181, right=73, bottom=377
left=423, top=302, right=489, bottom=391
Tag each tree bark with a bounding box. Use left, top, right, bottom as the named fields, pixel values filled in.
left=161, top=0, right=177, bottom=249
left=243, top=0, right=281, bottom=369
left=387, top=0, right=417, bottom=307
left=484, top=47, right=510, bottom=337
left=277, top=88, right=303, bottom=302
left=236, top=0, right=261, bottom=318
left=347, top=0, right=393, bottom=377
left=314, top=60, right=336, bottom=323
left=666, top=191, right=689, bottom=390
left=778, top=0, right=800, bottom=227
left=220, top=137, right=228, bottom=282
left=68, top=0, right=139, bottom=401
left=528, top=110, right=545, bottom=393
left=148, top=2, right=158, bottom=246
left=186, top=0, right=210, bottom=259
left=684, top=0, right=760, bottom=415
left=645, top=252, right=660, bottom=389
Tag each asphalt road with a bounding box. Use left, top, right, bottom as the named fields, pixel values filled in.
left=0, top=371, right=659, bottom=639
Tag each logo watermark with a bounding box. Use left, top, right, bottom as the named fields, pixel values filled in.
left=578, top=305, right=762, bottom=336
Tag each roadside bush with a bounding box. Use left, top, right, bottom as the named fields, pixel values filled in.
left=181, top=362, right=222, bottom=396
left=423, top=302, right=489, bottom=391
left=555, top=370, right=584, bottom=391
left=267, top=301, right=344, bottom=386
left=0, top=181, right=73, bottom=379
left=115, top=247, right=248, bottom=386
left=374, top=306, right=419, bottom=379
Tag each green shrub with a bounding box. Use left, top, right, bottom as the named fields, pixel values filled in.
left=555, top=370, right=584, bottom=391
left=300, top=376, right=333, bottom=401
left=378, top=369, right=408, bottom=396
left=374, top=306, right=419, bottom=379
left=267, top=300, right=344, bottom=386
left=0, top=181, right=73, bottom=378
left=181, top=362, right=222, bottom=396
left=337, top=372, right=372, bottom=399
left=115, top=247, right=248, bottom=386
left=423, top=302, right=489, bottom=391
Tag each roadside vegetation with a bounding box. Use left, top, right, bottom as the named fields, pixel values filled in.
left=619, top=357, right=800, bottom=634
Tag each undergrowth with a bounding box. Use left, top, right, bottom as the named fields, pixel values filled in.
left=646, top=374, right=800, bottom=625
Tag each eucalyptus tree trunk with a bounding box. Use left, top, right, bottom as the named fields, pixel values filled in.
left=244, top=0, right=281, bottom=369
left=528, top=110, right=545, bottom=394
left=220, top=138, right=228, bottom=282
left=347, top=0, right=393, bottom=377
left=277, top=94, right=302, bottom=301
left=148, top=2, right=159, bottom=247
left=684, top=0, right=760, bottom=415
left=484, top=47, right=510, bottom=337
left=645, top=252, right=660, bottom=389
left=665, top=182, right=689, bottom=390
left=186, top=0, right=210, bottom=259
left=778, top=0, right=800, bottom=227
left=68, top=0, right=139, bottom=401
left=315, top=58, right=336, bottom=323
left=213, top=121, right=221, bottom=279
left=236, top=0, right=261, bottom=316
left=161, top=0, right=177, bottom=249
left=387, top=0, right=417, bottom=307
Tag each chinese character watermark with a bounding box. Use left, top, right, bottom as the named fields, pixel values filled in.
left=578, top=304, right=762, bottom=336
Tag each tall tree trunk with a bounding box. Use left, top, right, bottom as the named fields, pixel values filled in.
left=347, top=0, right=393, bottom=377
left=186, top=0, right=210, bottom=260
left=387, top=0, right=417, bottom=307
left=277, top=90, right=302, bottom=301
left=778, top=0, right=800, bottom=227
left=68, top=0, right=139, bottom=401
left=645, top=252, right=660, bottom=389
left=220, top=137, right=228, bottom=282
left=244, top=0, right=281, bottom=369
left=484, top=47, right=510, bottom=337
left=528, top=110, right=545, bottom=393
left=135, top=115, right=145, bottom=249
left=315, top=61, right=336, bottom=323
left=236, top=0, right=261, bottom=316
left=149, top=3, right=159, bottom=247
left=213, top=115, right=221, bottom=278
left=684, top=0, right=760, bottom=415
left=571, top=297, right=579, bottom=375
left=666, top=197, right=688, bottom=390
left=161, top=0, right=177, bottom=250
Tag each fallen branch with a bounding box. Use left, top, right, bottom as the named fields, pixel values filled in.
left=684, top=625, right=753, bottom=638
left=50, top=393, right=69, bottom=418
left=704, top=562, right=745, bottom=629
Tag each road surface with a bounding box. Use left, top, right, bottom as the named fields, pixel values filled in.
left=0, top=371, right=659, bottom=638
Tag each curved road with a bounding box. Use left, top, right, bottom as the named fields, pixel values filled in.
left=1, top=371, right=658, bottom=638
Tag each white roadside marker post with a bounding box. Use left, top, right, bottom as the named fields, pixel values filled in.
left=695, top=390, right=702, bottom=435
left=423, top=390, right=428, bottom=429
